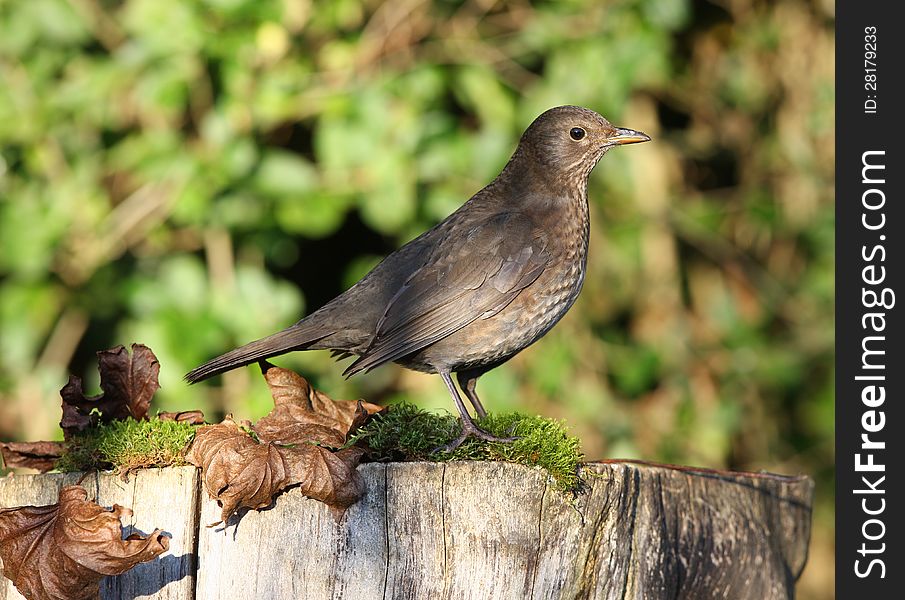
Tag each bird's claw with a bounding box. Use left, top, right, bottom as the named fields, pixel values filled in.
left=433, top=421, right=519, bottom=453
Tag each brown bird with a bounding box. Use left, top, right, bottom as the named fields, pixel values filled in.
left=186, top=106, right=650, bottom=450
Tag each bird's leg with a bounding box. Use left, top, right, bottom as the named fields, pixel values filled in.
left=456, top=372, right=487, bottom=418
left=435, top=370, right=517, bottom=453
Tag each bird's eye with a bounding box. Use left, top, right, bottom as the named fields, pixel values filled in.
left=569, top=127, right=586, bottom=141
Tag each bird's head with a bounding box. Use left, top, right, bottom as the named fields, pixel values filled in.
left=517, top=105, right=650, bottom=183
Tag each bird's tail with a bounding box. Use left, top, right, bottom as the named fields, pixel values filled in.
left=184, top=324, right=333, bottom=383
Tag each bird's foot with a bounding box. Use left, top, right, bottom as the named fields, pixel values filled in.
left=433, top=421, right=519, bottom=453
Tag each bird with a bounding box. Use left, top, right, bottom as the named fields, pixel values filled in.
left=186, top=105, right=650, bottom=451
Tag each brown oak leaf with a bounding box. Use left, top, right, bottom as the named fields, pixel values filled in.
left=185, top=367, right=381, bottom=524
left=60, top=344, right=160, bottom=438
left=0, top=442, right=65, bottom=473
left=0, top=485, right=169, bottom=600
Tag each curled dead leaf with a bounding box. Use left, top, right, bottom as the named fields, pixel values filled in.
left=157, top=410, right=205, bottom=425
left=0, top=442, right=65, bottom=473
left=60, top=344, right=160, bottom=438
left=289, top=446, right=366, bottom=511
left=255, top=362, right=382, bottom=443
left=0, top=485, right=169, bottom=600
left=184, top=419, right=292, bottom=522
left=186, top=419, right=367, bottom=525
left=185, top=367, right=382, bottom=524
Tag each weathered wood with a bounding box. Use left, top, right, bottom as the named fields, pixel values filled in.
left=439, top=461, right=548, bottom=599
left=556, top=461, right=812, bottom=599
left=0, top=467, right=199, bottom=600
left=1, top=461, right=812, bottom=600
left=385, top=462, right=446, bottom=599
left=195, top=463, right=388, bottom=599
left=96, top=467, right=199, bottom=600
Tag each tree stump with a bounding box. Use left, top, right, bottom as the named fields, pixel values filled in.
left=0, top=461, right=813, bottom=600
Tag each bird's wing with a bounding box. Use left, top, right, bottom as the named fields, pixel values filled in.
left=343, top=212, right=550, bottom=375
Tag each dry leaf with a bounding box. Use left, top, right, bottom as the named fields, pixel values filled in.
left=255, top=362, right=382, bottom=443
left=186, top=420, right=368, bottom=524
left=0, top=485, right=169, bottom=600
left=185, top=366, right=382, bottom=524
left=288, top=446, right=366, bottom=512
left=0, top=442, right=65, bottom=473
left=157, top=410, right=205, bottom=425
left=184, top=418, right=293, bottom=521
left=60, top=344, right=160, bottom=438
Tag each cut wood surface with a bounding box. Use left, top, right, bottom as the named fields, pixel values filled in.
left=1, top=461, right=813, bottom=600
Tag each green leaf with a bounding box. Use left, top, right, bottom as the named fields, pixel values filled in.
left=275, top=193, right=350, bottom=238
left=358, top=151, right=416, bottom=235
left=254, top=150, right=319, bottom=197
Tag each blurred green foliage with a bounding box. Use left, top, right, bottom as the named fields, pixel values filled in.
left=0, top=0, right=833, bottom=595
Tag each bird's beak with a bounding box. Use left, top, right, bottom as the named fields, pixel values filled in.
left=608, top=127, right=651, bottom=146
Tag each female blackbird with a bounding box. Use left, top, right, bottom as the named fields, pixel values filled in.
left=186, top=106, right=650, bottom=450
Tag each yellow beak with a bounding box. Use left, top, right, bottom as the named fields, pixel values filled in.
left=609, top=127, right=651, bottom=145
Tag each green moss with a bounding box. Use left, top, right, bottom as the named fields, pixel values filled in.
left=51, top=407, right=584, bottom=493
left=352, top=403, right=584, bottom=492
left=55, top=418, right=196, bottom=474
